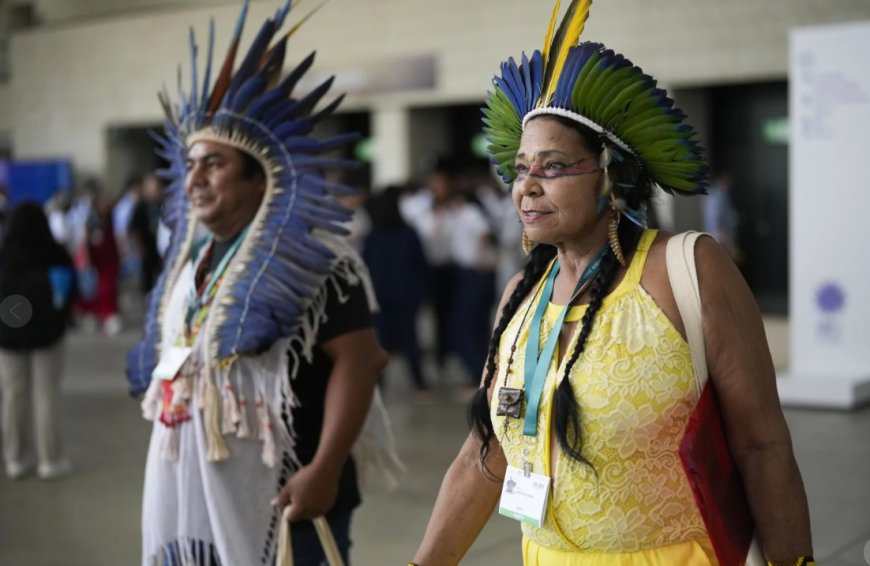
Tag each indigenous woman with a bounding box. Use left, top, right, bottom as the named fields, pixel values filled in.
left=412, top=1, right=813, bottom=565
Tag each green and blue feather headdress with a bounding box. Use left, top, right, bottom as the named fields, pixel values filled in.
left=128, top=0, right=356, bottom=395
left=483, top=0, right=708, bottom=197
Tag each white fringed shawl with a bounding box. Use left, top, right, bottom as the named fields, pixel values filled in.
left=140, top=236, right=402, bottom=565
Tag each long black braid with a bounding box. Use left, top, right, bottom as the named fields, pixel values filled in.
left=468, top=243, right=556, bottom=467
left=552, top=221, right=641, bottom=465
left=468, top=114, right=653, bottom=472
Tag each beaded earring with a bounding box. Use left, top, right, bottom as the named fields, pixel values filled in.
left=522, top=230, right=535, bottom=255
left=609, top=196, right=627, bottom=268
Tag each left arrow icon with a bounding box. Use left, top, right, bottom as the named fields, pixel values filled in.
left=0, top=295, right=33, bottom=328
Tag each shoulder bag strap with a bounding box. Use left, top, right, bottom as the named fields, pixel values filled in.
left=276, top=510, right=345, bottom=566
left=666, top=231, right=708, bottom=395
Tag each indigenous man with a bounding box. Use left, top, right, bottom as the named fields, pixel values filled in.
left=127, top=2, right=399, bottom=564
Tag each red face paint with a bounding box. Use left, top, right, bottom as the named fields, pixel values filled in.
left=515, top=158, right=600, bottom=181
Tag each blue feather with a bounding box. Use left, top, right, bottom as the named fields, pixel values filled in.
left=200, top=20, right=215, bottom=119
left=226, top=74, right=266, bottom=113
left=309, top=94, right=345, bottom=124
left=521, top=52, right=534, bottom=113
left=225, top=18, right=276, bottom=101
left=246, top=88, right=295, bottom=122
left=274, top=0, right=292, bottom=29
left=189, top=27, right=199, bottom=115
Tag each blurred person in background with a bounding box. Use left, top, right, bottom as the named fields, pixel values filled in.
left=337, top=182, right=372, bottom=254
left=77, top=188, right=122, bottom=335
left=46, top=189, right=77, bottom=255
left=703, top=169, right=742, bottom=264
left=129, top=173, right=164, bottom=294
left=449, top=169, right=498, bottom=399
left=400, top=158, right=463, bottom=379
left=113, top=175, right=143, bottom=283
left=0, top=202, right=76, bottom=480
left=0, top=184, right=8, bottom=240
left=363, top=184, right=432, bottom=403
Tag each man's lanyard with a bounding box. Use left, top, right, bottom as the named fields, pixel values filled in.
left=522, top=245, right=608, bottom=436
left=184, top=228, right=248, bottom=338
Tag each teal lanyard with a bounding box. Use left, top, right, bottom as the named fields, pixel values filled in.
left=522, top=245, right=608, bottom=436
left=185, top=227, right=248, bottom=333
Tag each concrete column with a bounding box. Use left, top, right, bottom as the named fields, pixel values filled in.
left=371, top=106, right=411, bottom=189
left=667, top=86, right=711, bottom=233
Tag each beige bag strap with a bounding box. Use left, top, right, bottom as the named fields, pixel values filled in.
left=276, top=508, right=345, bottom=566
left=665, top=231, right=708, bottom=395
left=667, top=232, right=767, bottom=565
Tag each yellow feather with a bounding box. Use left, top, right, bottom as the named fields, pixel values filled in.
left=540, top=0, right=593, bottom=107
left=283, top=1, right=327, bottom=41
left=541, top=0, right=562, bottom=65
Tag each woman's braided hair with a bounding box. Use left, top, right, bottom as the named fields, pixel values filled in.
left=468, top=115, right=653, bottom=473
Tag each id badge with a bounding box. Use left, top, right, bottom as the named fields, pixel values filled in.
left=498, top=465, right=551, bottom=527
left=495, top=387, right=524, bottom=418
left=151, top=346, right=193, bottom=381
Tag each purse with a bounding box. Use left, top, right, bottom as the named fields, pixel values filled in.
left=275, top=508, right=345, bottom=566
left=666, top=231, right=765, bottom=566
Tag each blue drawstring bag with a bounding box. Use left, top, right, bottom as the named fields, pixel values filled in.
left=47, top=266, right=74, bottom=309
left=76, top=265, right=98, bottom=301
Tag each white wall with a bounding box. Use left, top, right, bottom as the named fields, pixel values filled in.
left=7, top=0, right=870, bottom=177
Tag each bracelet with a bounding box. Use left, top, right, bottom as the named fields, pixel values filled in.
left=766, top=557, right=814, bottom=566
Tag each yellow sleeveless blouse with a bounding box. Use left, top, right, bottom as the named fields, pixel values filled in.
left=491, top=230, right=717, bottom=565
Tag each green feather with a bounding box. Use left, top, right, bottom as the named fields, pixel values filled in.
left=598, top=74, right=650, bottom=125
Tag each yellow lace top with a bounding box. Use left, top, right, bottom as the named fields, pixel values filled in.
left=491, top=230, right=711, bottom=556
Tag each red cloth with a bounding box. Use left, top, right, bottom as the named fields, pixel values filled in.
left=680, top=382, right=756, bottom=566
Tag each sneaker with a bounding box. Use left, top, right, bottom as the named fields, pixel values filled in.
left=37, top=460, right=72, bottom=480
left=5, top=461, right=34, bottom=480
left=103, top=314, right=122, bottom=336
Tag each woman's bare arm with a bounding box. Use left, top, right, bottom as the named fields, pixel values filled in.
left=696, top=236, right=813, bottom=562
left=412, top=435, right=507, bottom=565
left=413, top=271, right=525, bottom=565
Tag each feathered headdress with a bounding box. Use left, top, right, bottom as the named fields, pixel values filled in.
left=483, top=0, right=708, bottom=196
left=127, top=0, right=356, bottom=395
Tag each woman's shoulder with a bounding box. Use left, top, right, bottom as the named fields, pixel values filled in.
left=645, top=230, right=730, bottom=269
left=640, top=231, right=736, bottom=341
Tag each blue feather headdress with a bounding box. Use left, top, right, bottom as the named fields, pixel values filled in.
left=483, top=0, right=708, bottom=196
left=127, top=0, right=357, bottom=395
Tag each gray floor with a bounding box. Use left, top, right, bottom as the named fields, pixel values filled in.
left=1, top=320, right=869, bottom=565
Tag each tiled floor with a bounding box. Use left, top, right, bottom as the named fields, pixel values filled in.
left=1, top=321, right=869, bottom=565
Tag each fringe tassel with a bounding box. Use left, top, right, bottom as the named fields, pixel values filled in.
left=352, top=389, right=405, bottom=491
left=141, top=378, right=162, bottom=421
left=204, top=380, right=230, bottom=462
left=221, top=383, right=241, bottom=435
left=196, top=370, right=208, bottom=413
left=236, top=393, right=251, bottom=438
left=256, top=398, right=276, bottom=467
left=261, top=421, right=276, bottom=468
left=160, top=426, right=180, bottom=461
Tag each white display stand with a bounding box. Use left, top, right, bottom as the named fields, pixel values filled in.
left=779, top=21, right=870, bottom=409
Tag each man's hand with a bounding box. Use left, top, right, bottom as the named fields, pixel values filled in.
left=271, top=463, right=340, bottom=522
